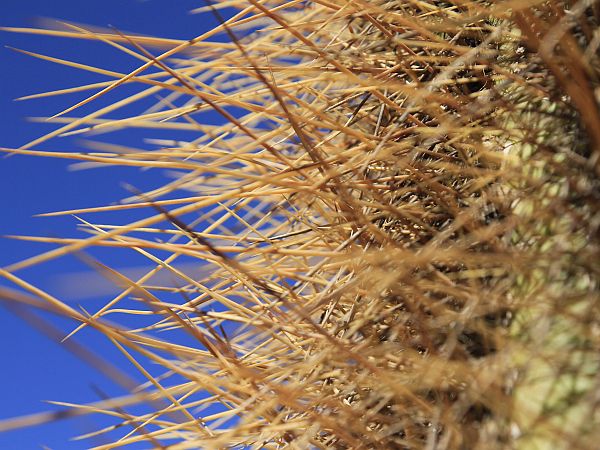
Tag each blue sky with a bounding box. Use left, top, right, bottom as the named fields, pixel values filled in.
left=0, top=1, right=225, bottom=447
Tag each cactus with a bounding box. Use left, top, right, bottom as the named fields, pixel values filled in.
left=1, top=1, right=599, bottom=449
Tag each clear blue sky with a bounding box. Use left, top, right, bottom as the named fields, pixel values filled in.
left=0, top=1, right=224, bottom=448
